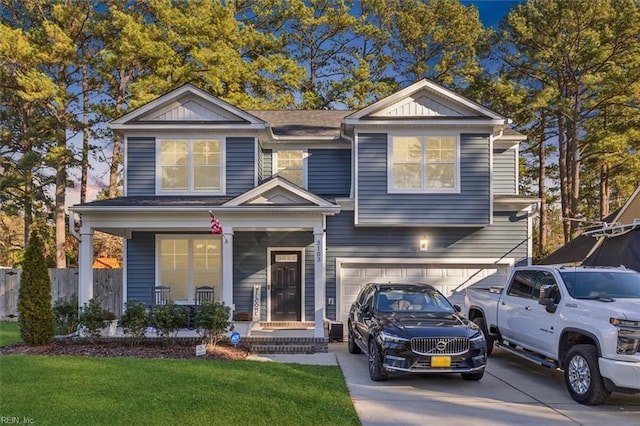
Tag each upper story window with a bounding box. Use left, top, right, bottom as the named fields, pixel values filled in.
left=274, top=150, right=306, bottom=187
left=388, top=134, right=459, bottom=193
left=158, top=139, right=223, bottom=194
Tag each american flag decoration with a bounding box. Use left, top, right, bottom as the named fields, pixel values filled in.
left=209, top=211, right=223, bottom=235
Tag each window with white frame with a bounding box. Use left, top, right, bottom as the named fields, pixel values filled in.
left=274, top=150, right=306, bottom=187
left=389, top=134, right=459, bottom=192
left=158, top=236, right=221, bottom=303
left=158, top=139, right=222, bottom=193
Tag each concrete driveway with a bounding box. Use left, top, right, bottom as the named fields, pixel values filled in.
left=333, top=343, right=640, bottom=426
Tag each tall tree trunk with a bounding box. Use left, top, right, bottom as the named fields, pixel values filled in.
left=538, top=111, right=547, bottom=256
left=81, top=63, right=89, bottom=204
left=600, top=164, right=610, bottom=219
left=108, top=76, right=127, bottom=198
left=569, top=90, right=581, bottom=238
left=557, top=112, right=571, bottom=243
left=55, top=125, right=67, bottom=268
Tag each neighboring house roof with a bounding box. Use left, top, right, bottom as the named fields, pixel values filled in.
left=538, top=185, right=640, bottom=272
left=93, top=258, right=121, bottom=269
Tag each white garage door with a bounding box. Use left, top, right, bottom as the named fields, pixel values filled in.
left=337, top=260, right=512, bottom=323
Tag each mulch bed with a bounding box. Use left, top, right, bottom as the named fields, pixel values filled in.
left=0, top=338, right=250, bottom=360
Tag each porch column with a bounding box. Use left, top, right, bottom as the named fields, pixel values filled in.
left=221, top=228, right=234, bottom=310
left=78, top=229, right=94, bottom=308
left=313, top=225, right=326, bottom=338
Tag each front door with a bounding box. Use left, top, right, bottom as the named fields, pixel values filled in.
left=270, top=251, right=301, bottom=321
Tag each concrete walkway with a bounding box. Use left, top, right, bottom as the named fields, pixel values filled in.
left=249, top=342, right=640, bottom=426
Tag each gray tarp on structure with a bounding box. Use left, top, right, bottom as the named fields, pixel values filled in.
left=583, top=230, right=640, bottom=273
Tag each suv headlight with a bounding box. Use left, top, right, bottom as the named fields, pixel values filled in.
left=610, top=318, right=640, bottom=354
left=379, top=331, right=409, bottom=344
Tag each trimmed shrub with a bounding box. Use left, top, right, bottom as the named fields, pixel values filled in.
left=53, top=294, right=79, bottom=335
left=232, top=311, right=252, bottom=321
left=79, top=298, right=106, bottom=341
left=151, top=301, right=186, bottom=345
left=196, top=301, right=232, bottom=347
left=17, top=229, right=55, bottom=345
left=119, top=300, right=148, bottom=346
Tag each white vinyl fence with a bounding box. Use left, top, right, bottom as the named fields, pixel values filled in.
left=0, top=268, right=123, bottom=319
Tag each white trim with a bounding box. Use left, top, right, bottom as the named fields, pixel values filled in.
left=155, top=137, right=226, bottom=195
left=489, top=132, right=494, bottom=224
left=387, top=132, right=461, bottom=194
left=110, top=84, right=266, bottom=129
left=122, top=239, right=128, bottom=313
left=345, top=79, right=507, bottom=121
left=266, top=247, right=305, bottom=322
left=354, top=133, right=359, bottom=226
left=223, top=176, right=338, bottom=209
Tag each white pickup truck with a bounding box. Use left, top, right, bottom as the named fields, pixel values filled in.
left=463, top=265, right=640, bottom=405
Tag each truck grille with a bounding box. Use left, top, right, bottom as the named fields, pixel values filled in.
left=411, top=337, right=469, bottom=355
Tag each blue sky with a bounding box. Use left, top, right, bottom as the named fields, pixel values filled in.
left=462, top=0, right=524, bottom=27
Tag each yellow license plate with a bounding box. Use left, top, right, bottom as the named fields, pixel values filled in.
left=431, top=356, right=451, bottom=367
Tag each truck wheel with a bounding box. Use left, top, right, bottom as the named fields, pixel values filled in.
left=461, top=370, right=484, bottom=381
left=368, top=338, right=388, bottom=381
left=347, top=324, right=361, bottom=354
left=473, top=317, right=493, bottom=356
left=564, top=344, right=611, bottom=405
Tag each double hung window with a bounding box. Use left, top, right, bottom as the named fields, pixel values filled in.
left=274, top=150, right=306, bottom=187
left=158, top=236, right=222, bottom=303
left=388, top=135, right=459, bottom=192
left=158, top=139, right=222, bottom=193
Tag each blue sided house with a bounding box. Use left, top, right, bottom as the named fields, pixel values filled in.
left=71, top=79, right=538, bottom=338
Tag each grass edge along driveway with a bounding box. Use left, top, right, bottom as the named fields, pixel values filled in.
left=0, top=321, right=360, bottom=426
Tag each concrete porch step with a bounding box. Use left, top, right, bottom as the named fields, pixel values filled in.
left=258, top=321, right=315, bottom=330
left=251, top=344, right=317, bottom=354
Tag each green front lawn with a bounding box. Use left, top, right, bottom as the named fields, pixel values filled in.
left=0, top=355, right=359, bottom=425
left=0, top=321, right=21, bottom=346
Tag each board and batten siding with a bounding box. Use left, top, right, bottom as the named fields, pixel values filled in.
left=226, top=137, right=256, bottom=196
left=494, top=147, right=517, bottom=194
left=356, top=133, right=491, bottom=225
left=233, top=231, right=315, bottom=321
left=126, top=232, right=156, bottom=305
left=126, top=137, right=156, bottom=196
left=308, top=148, right=351, bottom=196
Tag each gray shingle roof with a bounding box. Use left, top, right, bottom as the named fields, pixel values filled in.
left=248, top=110, right=352, bottom=137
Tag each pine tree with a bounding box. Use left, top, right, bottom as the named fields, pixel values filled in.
left=17, top=229, right=55, bottom=345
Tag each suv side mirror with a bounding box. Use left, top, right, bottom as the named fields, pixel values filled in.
left=538, top=285, right=558, bottom=313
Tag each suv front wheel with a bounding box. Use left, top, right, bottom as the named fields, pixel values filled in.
left=368, top=338, right=388, bottom=381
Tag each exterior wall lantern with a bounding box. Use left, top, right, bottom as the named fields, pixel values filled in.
left=419, top=236, right=429, bottom=252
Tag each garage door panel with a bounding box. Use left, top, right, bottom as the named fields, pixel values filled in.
left=339, top=263, right=510, bottom=322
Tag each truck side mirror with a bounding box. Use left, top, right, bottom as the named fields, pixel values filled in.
left=538, top=285, right=557, bottom=313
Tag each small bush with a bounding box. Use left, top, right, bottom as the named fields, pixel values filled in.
left=232, top=311, right=252, bottom=321
left=79, top=298, right=107, bottom=341
left=196, top=301, right=232, bottom=347
left=119, top=300, right=148, bottom=346
left=151, top=301, right=186, bottom=345
left=53, top=294, right=79, bottom=335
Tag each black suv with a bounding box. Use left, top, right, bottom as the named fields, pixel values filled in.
left=348, top=282, right=487, bottom=381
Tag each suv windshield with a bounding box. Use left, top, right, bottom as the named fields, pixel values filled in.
left=560, top=270, right=640, bottom=299
left=375, top=288, right=455, bottom=313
